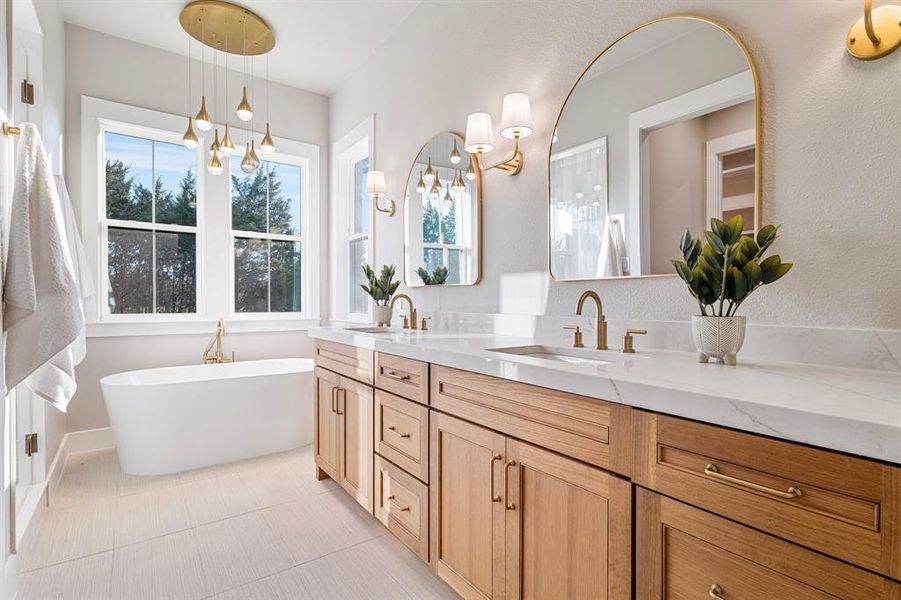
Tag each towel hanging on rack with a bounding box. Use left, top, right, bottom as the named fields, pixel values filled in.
left=2, top=123, right=84, bottom=409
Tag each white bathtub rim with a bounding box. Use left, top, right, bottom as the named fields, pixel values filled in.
left=100, top=357, right=314, bottom=387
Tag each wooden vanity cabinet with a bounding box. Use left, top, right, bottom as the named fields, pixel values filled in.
left=313, top=365, right=374, bottom=513
left=636, top=488, right=901, bottom=599
left=430, top=411, right=631, bottom=600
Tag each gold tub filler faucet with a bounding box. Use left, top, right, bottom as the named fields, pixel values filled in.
left=203, top=318, right=236, bottom=364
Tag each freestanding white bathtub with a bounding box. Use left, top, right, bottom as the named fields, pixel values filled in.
left=101, top=358, right=314, bottom=475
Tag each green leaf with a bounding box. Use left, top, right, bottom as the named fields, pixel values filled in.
left=710, top=218, right=726, bottom=240
left=679, top=229, right=693, bottom=254
left=756, top=224, right=778, bottom=251
left=672, top=260, right=692, bottom=283
left=704, top=231, right=726, bottom=255
left=725, top=214, right=744, bottom=244
left=728, top=267, right=747, bottom=301
left=762, top=260, right=793, bottom=284
left=759, top=255, right=781, bottom=272
left=742, top=260, right=762, bottom=290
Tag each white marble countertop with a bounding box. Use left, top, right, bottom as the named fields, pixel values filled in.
left=309, top=326, right=901, bottom=464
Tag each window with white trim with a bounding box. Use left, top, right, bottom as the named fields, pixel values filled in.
left=332, top=122, right=372, bottom=321
left=101, top=128, right=200, bottom=316
left=230, top=155, right=304, bottom=314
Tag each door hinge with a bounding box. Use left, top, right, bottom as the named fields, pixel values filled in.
left=21, top=79, right=34, bottom=105
left=25, top=433, right=38, bottom=457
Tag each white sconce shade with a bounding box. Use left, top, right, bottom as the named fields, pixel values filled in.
left=464, top=112, right=495, bottom=153
left=366, top=170, right=387, bottom=198
left=500, top=92, right=533, bottom=139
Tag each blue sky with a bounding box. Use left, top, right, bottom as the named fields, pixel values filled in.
left=105, top=131, right=195, bottom=196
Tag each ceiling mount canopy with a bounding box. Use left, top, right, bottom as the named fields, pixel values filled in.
left=179, top=0, right=275, bottom=55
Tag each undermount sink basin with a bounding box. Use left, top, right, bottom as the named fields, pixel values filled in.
left=487, top=345, right=630, bottom=366
left=344, top=326, right=395, bottom=334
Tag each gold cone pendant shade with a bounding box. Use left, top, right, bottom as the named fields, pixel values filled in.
left=208, top=151, right=223, bottom=175
left=443, top=183, right=453, bottom=206
left=424, top=157, right=435, bottom=184
left=416, top=170, right=426, bottom=193
left=451, top=170, right=464, bottom=191
left=450, top=140, right=461, bottom=165
left=241, top=142, right=256, bottom=173
left=195, top=95, right=212, bottom=131
left=465, top=160, right=476, bottom=181
left=249, top=139, right=260, bottom=167
left=209, top=129, right=221, bottom=157
left=236, top=86, right=253, bottom=122
left=220, top=124, right=236, bottom=156
left=182, top=117, right=199, bottom=149
left=260, top=123, right=275, bottom=155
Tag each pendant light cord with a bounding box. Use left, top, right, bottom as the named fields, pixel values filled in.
left=186, top=34, right=191, bottom=115
left=266, top=53, right=270, bottom=123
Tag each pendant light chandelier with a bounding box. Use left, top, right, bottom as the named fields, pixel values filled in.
left=180, top=0, right=276, bottom=175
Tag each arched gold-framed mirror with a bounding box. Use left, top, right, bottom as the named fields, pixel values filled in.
left=548, top=15, right=760, bottom=281
left=403, top=132, right=483, bottom=287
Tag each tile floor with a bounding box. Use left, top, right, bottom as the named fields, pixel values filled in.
left=17, top=446, right=458, bottom=600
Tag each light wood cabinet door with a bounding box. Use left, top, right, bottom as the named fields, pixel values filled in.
left=337, top=375, right=374, bottom=513
left=314, top=367, right=341, bottom=481
left=505, top=440, right=631, bottom=600
left=430, top=412, right=507, bottom=600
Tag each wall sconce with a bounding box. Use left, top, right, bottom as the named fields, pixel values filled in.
left=847, top=0, right=901, bottom=60
left=464, top=92, right=533, bottom=176
left=365, top=170, right=396, bottom=217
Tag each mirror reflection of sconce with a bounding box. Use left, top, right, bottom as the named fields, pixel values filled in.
left=365, top=170, right=397, bottom=217
left=464, top=92, right=533, bottom=176
left=847, top=0, right=901, bottom=60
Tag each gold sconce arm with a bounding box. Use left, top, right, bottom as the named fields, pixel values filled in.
left=847, top=0, right=901, bottom=60
left=479, top=134, right=524, bottom=176
left=375, top=197, right=396, bottom=217
left=2, top=122, right=21, bottom=137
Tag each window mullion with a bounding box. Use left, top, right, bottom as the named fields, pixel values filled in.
left=151, top=141, right=157, bottom=314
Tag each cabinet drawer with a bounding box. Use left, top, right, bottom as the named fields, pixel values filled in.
left=430, top=365, right=631, bottom=476
left=314, top=340, right=373, bottom=385
left=374, top=390, right=429, bottom=483
left=374, top=455, right=429, bottom=562
left=633, top=410, right=901, bottom=579
left=375, top=353, right=429, bottom=405
left=636, top=489, right=899, bottom=600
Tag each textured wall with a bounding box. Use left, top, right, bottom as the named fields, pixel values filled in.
left=330, top=0, right=901, bottom=329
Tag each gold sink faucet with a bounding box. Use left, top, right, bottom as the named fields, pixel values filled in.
left=203, top=318, right=235, bottom=364
left=576, top=290, right=607, bottom=350
left=390, top=294, right=418, bottom=330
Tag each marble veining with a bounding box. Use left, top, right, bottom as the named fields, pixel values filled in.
left=310, top=326, right=901, bottom=464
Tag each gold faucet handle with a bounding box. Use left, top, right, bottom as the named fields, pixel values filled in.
left=621, top=328, right=647, bottom=354
left=421, top=316, right=431, bottom=331
left=563, top=326, right=584, bottom=349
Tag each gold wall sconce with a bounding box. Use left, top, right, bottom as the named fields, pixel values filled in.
left=847, top=0, right=901, bottom=60
left=365, top=170, right=397, bottom=217
left=464, top=92, right=533, bottom=176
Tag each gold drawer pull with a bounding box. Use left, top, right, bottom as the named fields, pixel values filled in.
left=490, top=454, right=502, bottom=502
left=386, top=426, right=411, bottom=439
left=704, top=464, right=802, bottom=499
left=383, top=370, right=411, bottom=381
left=505, top=460, right=517, bottom=510
left=387, top=495, right=410, bottom=511
left=709, top=584, right=725, bottom=599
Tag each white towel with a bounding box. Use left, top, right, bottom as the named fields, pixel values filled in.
left=596, top=217, right=623, bottom=278
left=21, top=176, right=95, bottom=410
left=2, top=124, right=84, bottom=409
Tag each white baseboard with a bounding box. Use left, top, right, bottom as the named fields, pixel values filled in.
left=46, top=427, right=115, bottom=506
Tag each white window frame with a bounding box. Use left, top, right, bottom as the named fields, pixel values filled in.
left=228, top=149, right=313, bottom=319
left=330, top=115, right=375, bottom=323
left=80, top=96, right=322, bottom=335
left=97, top=120, right=205, bottom=322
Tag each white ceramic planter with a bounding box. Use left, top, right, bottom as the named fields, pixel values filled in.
left=692, top=315, right=746, bottom=365
left=372, top=305, right=393, bottom=327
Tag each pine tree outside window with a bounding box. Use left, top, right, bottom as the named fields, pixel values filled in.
left=102, top=130, right=199, bottom=316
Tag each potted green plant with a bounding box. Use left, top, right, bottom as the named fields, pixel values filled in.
left=672, top=215, right=792, bottom=365
left=416, top=265, right=449, bottom=285
left=361, top=264, right=401, bottom=326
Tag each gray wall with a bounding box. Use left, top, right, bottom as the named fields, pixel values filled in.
left=330, top=0, right=901, bottom=330
left=64, top=25, right=330, bottom=432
